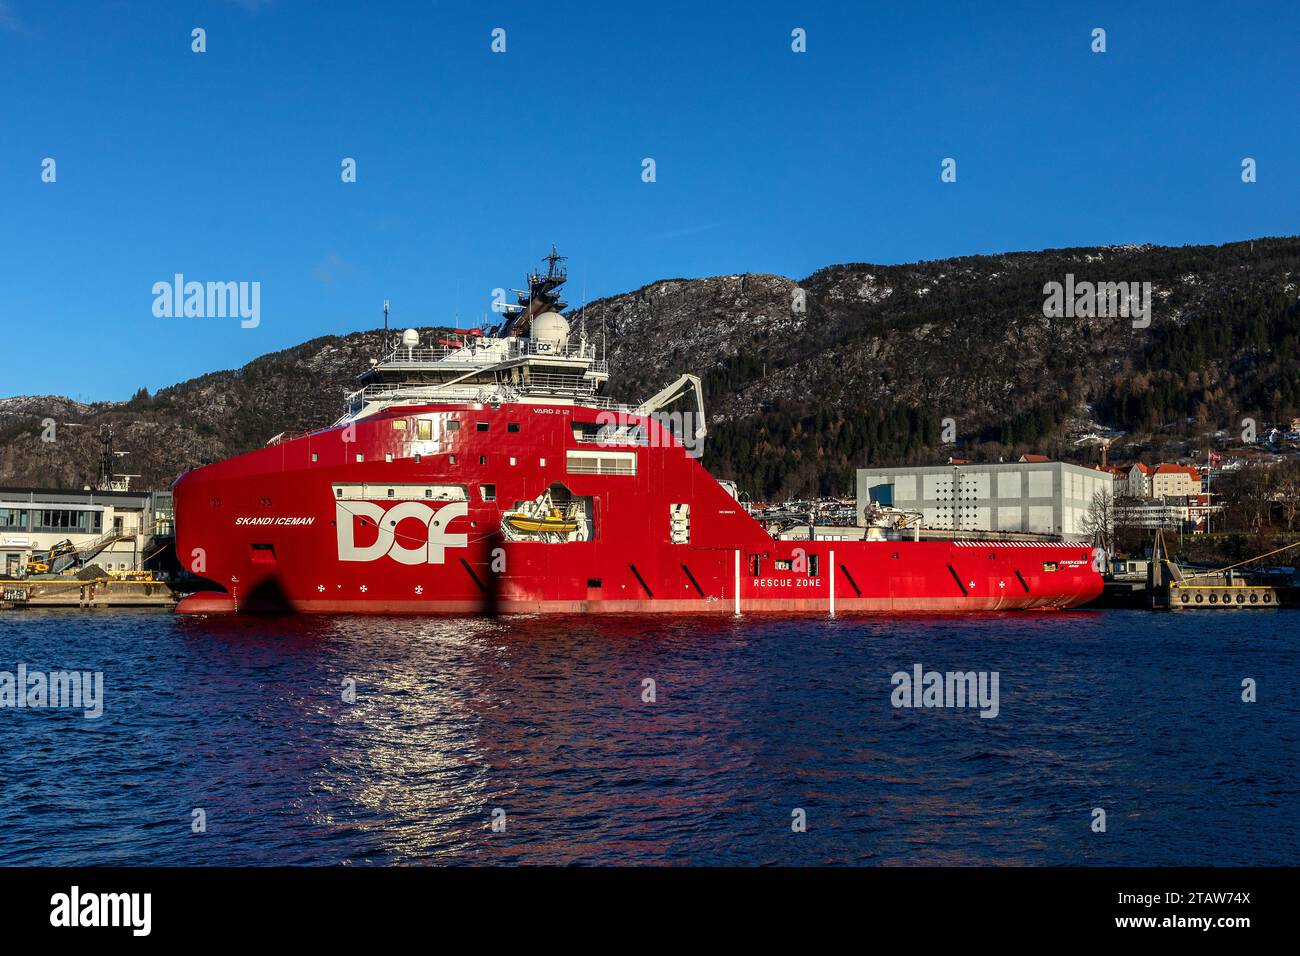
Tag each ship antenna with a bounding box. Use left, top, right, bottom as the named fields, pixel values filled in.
left=580, top=280, right=587, bottom=341
left=382, top=299, right=390, bottom=355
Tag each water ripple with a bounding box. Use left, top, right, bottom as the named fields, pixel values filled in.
left=0, top=609, right=1296, bottom=865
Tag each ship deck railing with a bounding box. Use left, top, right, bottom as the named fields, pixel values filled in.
left=342, top=382, right=641, bottom=417
left=379, top=339, right=603, bottom=367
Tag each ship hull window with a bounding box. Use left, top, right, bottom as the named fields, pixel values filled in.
left=566, top=450, right=636, bottom=476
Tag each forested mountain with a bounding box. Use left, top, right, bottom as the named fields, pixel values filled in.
left=2, top=237, right=1298, bottom=499
left=582, top=237, right=1300, bottom=497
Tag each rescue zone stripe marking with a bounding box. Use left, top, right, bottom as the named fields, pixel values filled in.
left=947, top=564, right=968, bottom=596
left=680, top=563, right=705, bottom=598
left=952, top=540, right=1069, bottom=548
left=839, top=563, right=862, bottom=597
left=460, top=558, right=487, bottom=594
left=630, top=563, right=654, bottom=599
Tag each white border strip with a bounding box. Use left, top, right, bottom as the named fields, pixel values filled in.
left=829, top=548, right=836, bottom=617
left=733, top=549, right=741, bottom=616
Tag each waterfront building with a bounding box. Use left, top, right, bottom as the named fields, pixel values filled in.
left=855, top=459, right=1111, bottom=540
left=0, top=486, right=173, bottom=577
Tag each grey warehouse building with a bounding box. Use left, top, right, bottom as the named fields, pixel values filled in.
left=855, top=460, right=1111, bottom=539
left=0, top=486, right=174, bottom=577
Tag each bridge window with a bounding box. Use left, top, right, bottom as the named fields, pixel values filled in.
left=508, top=423, right=520, bottom=433
left=476, top=422, right=489, bottom=432
left=417, top=419, right=433, bottom=441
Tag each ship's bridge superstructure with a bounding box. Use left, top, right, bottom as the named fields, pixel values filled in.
left=344, top=326, right=612, bottom=420
left=342, top=247, right=621, bottom=422
left=339, top=248, right=705, bottom=456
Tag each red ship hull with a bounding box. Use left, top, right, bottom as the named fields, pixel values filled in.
left=172, top=402, right=1103, bottom=615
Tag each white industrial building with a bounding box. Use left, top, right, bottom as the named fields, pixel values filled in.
left=856, top=460, right=1112, bottom=540
left=0, top=487, right=173, bottom=578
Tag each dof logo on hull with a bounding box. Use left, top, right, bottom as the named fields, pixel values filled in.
left=336, top=500, right=467, bottom=564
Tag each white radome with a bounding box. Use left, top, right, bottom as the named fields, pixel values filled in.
left=531, top=311, right=569, bottom=347
left=401, top=328, right=420, bottom=347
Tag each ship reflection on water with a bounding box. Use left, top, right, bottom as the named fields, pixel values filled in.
left=0, top=610, right=1295, bottom=865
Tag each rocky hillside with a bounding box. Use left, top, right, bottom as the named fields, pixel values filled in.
left=583, top=237, right=1300, bottom=496
left=0, top=331, right=396, bottom=491
left=3, top=237, right=1299, bottom=498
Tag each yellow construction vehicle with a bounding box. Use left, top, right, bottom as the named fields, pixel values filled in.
left=24, top=540, right=77, bottom=576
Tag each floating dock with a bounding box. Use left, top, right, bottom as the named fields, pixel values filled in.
left=1165, top=576, right=1289, bottom=610
left=1148, top=531, right=1296, bottom=610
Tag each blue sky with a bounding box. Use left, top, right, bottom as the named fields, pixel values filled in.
left=2, top=0, right=1297, bottom=401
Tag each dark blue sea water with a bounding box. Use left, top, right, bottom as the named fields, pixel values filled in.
left=0, top=609, right=1296, bottom=866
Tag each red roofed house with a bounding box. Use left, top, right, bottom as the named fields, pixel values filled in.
left=1152, top=463, right=1201, bottom=499
left=1018, top=454, right=1051, bottom=463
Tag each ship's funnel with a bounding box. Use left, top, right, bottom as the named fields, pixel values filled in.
left=531, top=311, right=569, bottom=348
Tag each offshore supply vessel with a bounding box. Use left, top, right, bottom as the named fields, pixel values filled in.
left=173, top=251, right=1102, bottom=614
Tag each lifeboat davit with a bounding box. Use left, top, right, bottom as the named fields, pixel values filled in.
left=504, top=508, right=578, bottom=535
